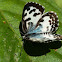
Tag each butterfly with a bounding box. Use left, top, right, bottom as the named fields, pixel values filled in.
left=19, top=2, right=62, bottom=56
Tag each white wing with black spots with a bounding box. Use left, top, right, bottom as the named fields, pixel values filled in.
left=22, top=2, right=45, bottom=33
left=19, top=2, right=62, bottom=43
left=35, top=11, right=59, bottom=33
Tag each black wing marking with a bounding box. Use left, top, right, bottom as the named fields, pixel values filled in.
left=19, top=22, right=25, bottom=36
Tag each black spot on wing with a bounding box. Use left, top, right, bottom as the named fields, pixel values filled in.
left=40, top=19, right=44, bottom=22
left=39, top=24, right=42, bottom=26
left=27, top=7, right=30, bottom=11
left=33, top=13, right=40, bottom=17
left=23, top=13, right=27, bottom=17
left=24, top=18, right=31, bottom=21
left=55, top=24, right=58, bottom=27
left=29, top=9, right=36, bottom=14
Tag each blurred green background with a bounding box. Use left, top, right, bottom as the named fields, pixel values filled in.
left=0, top=0, right=62, bottom=62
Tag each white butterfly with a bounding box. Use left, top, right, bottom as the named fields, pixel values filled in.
left=19, top=2, right=62, bottom=43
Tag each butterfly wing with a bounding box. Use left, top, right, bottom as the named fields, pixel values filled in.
left=25, top=11, right=59, bottom=43
left=36, top=11, right=59, bottom=33
left=19, top=2, right=59, bottom=43
left=21, top=2, right=45, bottom=33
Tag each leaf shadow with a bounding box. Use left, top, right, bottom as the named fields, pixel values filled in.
left=23, top=40, right=62, bottom=56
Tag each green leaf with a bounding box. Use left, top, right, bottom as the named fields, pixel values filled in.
left=0, top=0, right=62, bottom=62
left=55, top=0, right=62, bottom=8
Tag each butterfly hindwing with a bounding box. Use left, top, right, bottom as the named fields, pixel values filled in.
left=22, top=2, right=45, bottom=33
left=36, top=11, right=59, bottom=33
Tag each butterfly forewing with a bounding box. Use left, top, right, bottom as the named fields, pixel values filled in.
left=22, top=2, right=45, bottom=33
